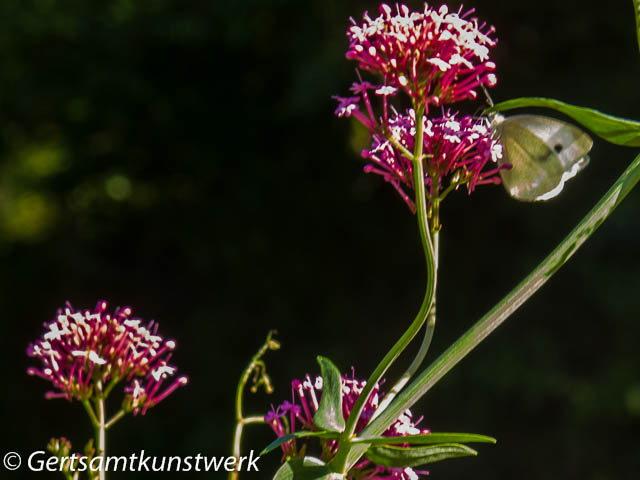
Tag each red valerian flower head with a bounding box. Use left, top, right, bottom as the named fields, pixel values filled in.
left=27, top=301, right=188, bottom=414
left=346, top=3, right=497, bottom=106
left=265, top=372, right=429, bottom=480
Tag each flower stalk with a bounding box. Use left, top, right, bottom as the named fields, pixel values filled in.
left=377, top=229, right=439, bottom=418
left=28, top=301, right=187, bottom=480
left=328, top=4, right=504, bottom=474
left=94, top=383, right=106, bottom=480
left=331, top=102, right=438, bottom=474
left=230, top=330, right=279, bottom=480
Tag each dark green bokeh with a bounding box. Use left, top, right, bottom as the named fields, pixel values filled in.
left=1, top=1, right=639, bottom=478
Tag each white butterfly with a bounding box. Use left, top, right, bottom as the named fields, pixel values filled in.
left=491, top=113, right=593, bottom=201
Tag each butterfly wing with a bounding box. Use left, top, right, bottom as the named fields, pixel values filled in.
left=494, top=115, right=593, bottom=201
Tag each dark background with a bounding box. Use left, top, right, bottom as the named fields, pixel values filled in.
left=1, top=1, right=639, bottom=479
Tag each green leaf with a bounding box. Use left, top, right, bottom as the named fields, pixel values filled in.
left=365, top=443, right=477, bottom=468
left=484, top=97, right=640, bottom=146
left=313, top=356, right=345, bottom=433
left=344, top=152, right=640, bottom=471
left=262, top=431, right=338, bottom=456
left=634, top=0, right=640, bottom=53
left=352, top=432, right=496, bottom=446
left=273, top=457, right=339, bottom=480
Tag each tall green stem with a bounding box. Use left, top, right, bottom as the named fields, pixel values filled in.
left=331, top=104, right=437, bottom=472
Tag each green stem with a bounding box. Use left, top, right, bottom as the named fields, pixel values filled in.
left=93, top=382, right=106, bottom=480
left=82, top=399, right=99, bottom=428
left=331, top=104, right=437, bottom=473
left=438, top=178, right=460, bottom=202
left=374, top=230, right=439, bottom=418
left=104, top=409, right=126, bottom=430
left=386, top=130, right=415, bottom=163
left=231, top=415, right=266, bottom=478
left=342, top=152, right=640, bottom=471
left=229, top=331, right=277, bottom=480
left=102, top=377, right=119, bottom=399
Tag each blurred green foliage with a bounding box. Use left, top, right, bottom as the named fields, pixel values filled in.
left=0, top=1, right=639, bottom=479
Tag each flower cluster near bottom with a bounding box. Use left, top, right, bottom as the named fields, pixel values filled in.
left=266, top=372, right=429, bottom=480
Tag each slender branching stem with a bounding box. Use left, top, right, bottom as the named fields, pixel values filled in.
left=229, top=331, right=278, bottom=480
left=105, top=409, right=126, bottom=430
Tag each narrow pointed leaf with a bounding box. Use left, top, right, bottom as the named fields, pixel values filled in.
left=342, top=153, right=640, bottom=471
left=313, top=356, right=345, bottom=433
left=261, top=431, right=338, bottom=456
left=352, top=432, right=496, bottom=445
left=484, top=97, right=640, bottom=146
left=365, top=443, right=477, bottom=468
left=273, top=457, right=337, bottom=480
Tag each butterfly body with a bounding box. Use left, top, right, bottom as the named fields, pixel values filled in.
left=492, top=114, right=593, bottom=201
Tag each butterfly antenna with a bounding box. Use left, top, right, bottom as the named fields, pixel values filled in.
left=479, top=83, right=494, bottom=107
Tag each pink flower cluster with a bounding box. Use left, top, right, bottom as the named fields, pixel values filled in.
left=266, top=373, right=429, bottom=480
left=27, top=301, right=187, bottom=415
left=364, top=106, right=503, bottom=212
left=335, top=3, right=506, bottom=211
left=346, top=3, right=497, bottom=105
